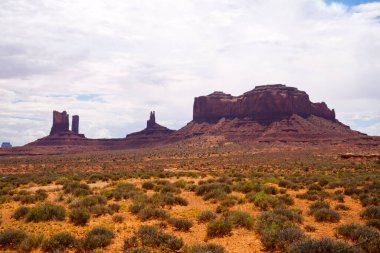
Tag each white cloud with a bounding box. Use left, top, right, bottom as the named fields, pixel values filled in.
left=0, top=0, right=379, bottom=146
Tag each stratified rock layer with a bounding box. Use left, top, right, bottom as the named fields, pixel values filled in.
left=50, top=111, right=70, bottom=135
left=193, top=84, right=335, bottom=122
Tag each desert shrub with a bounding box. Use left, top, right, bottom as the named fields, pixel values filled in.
left=288, top=237, right=361, bottom=253
left=12, top=206, right=30, bottom=220
left=135, top=225, right=183, bottom=251
left=278, top=194, right=295, bottom=206
left=123, top=235, right=138, bottom=251
left=366, top=219, right=380, bottom=229
left=336, top=223, right=380, bottom=252
left=198, top=210, right=217, bottom=223
left=129, top=203, right=145, bottom=214
left=304, top=225, right=316, bottom=232
left=42, top=232, right=76, bottom=253
left=18, top=234, right=43, bottom=252
left=335, top=204, right=350, bottom=210
left=81, top=226, right=114, bottom=250
left=185, top=243, right=225, bottom=253
left=261, top=227, right=305, bottom=250
left=255, top=211, right=296, bottom=235
left=219, top=197, right=236, bottom=208
left=108, top=203, right=121, bottom=213
left=273, top=209, right=303, bottom=223
left=0, top=229, right=27, bottom=249
left=69, top=208, right=90, bottom=226
left=226, top=210, right=254, bottom=229
left=90, top=204, right=110, bottom=217
left=344, top=187, right=362, bottom=196
left=70, top=195, right=107, bottom=209
left=102, top=182, right=143, bottom=201
left=233, top=180, right=261, bottom=193
left=169, top=217, right=193, bottom=231
left=314, top=208, right=340, bottom=222
left=296, top=191, right=319, bottom=201
left=206, top=219, right=232, bottom=238
left=248, top=191, right=283, bottom=210
left=26, top=202, right=65, bottom=222
left=263, top=185, right=278, bottom=195
left=308, top=184, right=322, bottom=191
left=63, top=181, right=91, bottom=196
left=360, top=195, right=379, bottom=207
left=361, top=205, right=380, bottom=220
left=35, top=189, right=48, bottom=201
left=195, top=183, right=231, bottom=198
left=132, top=248, right=152, bottom=253
left=137, top=207, right=169, bottom=221
left=308, top=201, right=330, bottom=215
left=112, top=214, right=124, bottom=223
left=142, top=181, right=155, bottom=190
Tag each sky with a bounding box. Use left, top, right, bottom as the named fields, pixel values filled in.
left=0, top=0, right=379, bottom=146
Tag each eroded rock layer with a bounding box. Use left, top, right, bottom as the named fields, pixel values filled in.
left=193, top=84, right=335, bottom=122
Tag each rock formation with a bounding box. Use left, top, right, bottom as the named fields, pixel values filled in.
left=72, top=115, right=79, bottom=134
left=147, top=111, right=156, bottom=128
left=173, top=84, right=372, bottom=143
left=125, top=111, right=174, bottom=145
left=1, top=142, right=12, bottom=148
left=193, top=84, right=335, bottom=123
left=50, top=111, right=70, bottom=135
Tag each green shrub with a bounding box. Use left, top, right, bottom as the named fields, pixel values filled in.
left=226, top=210, right=254, bottom=229
left=169, top=217, right=193, bottom=231
left=314, top=208, right=340, bottom=222
left=137, top=207, right=169, bottom=221
left=142, top=181, right=155, bottom=190
left=366, top=219, right=380, bottom=229
left=63, top=181, right=91, bottom=197
left=273, top=209, right=303, bottom=224
left=135, top=225, right=183, bottom=251
left=261, top=227, right=305, bottom=250
left=206, top=219, right=232, bottom=238
left=81, top=226, right=114, bottom=250
left=249, top=192, right=283, bottom=210
left=335, top=204, right=350, bottom=210
left=112, top=214, right=124, bottom=223
left=69, top=208, right=90, bottom=226
left=123, top=235, right=138, bottom=251
left=263, top=185, right=278, bottom=195
left=42, top=232, right=76, bottom=253
left=288, top=237, right=361, bottom=253
left=304, top=225, right=316, bottom=232
left=108, top=203, right=121, bottom=213
left=0, top=229, right=27, bottom=249
left=336, top=223, right=380, bottom=252
left=308, top=201, right=330, bottom=215
left=18, top=234, right=43, bottom=252
left=12, top=206, right=30, bottom=220
left=197, top=210, right=217, bottom=223
left=255, top=211, right=296, bottom=235
left=26, top=202, right=66, bottom=222
left=278, top=194, right=295, bottom=206
left=361, top=205, right=380, bottom=220
left=185, top=243, right=225, bottom=253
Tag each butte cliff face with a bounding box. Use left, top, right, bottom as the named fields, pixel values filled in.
left=174, top=84, right=372, bottom=143
left=50, top=111, right=70, bottom=135
left=193, top=84, right=335, bottom=123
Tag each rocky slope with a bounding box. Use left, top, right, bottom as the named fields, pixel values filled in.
left=173, top=84, right=377, bottom=145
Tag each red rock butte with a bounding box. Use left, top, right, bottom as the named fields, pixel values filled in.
left=20, top=84, right=380, bottom=151
left=193, top=84, right=335, bottom=123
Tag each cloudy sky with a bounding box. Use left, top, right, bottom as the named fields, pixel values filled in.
left=1, top=0, right=379, bottom=146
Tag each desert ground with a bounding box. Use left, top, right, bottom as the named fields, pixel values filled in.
left=0, top=142, right=379, bottom=252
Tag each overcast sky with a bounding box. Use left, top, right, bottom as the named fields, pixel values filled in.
left=1, top=0, right=379, bottom=146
